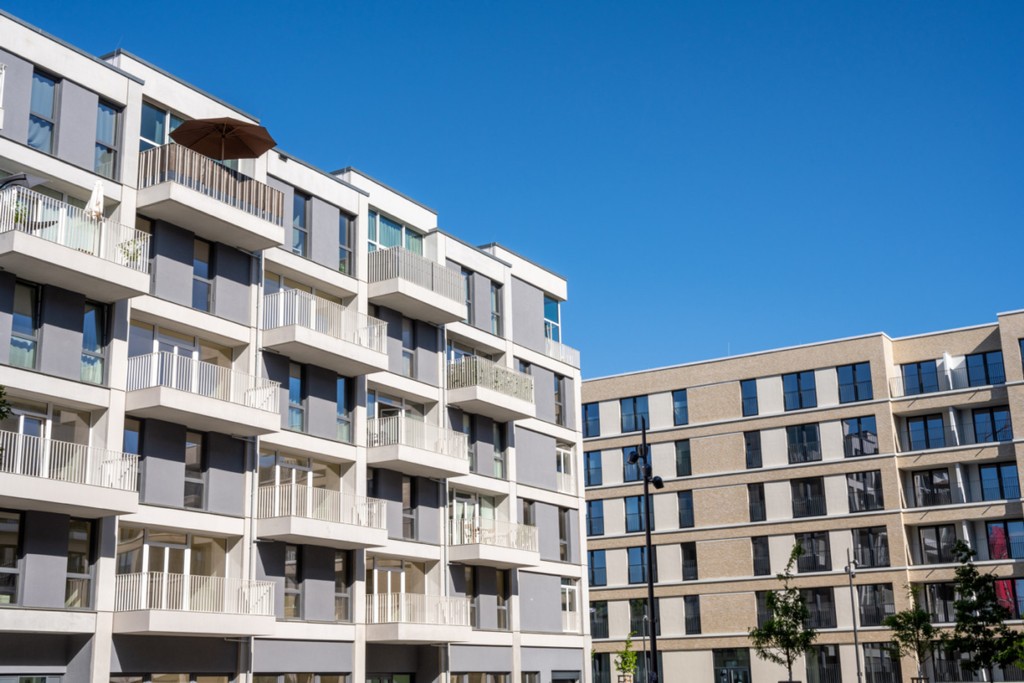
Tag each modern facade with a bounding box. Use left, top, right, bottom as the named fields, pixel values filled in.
left=584, top=313, right=1024, bottom=683
left=0, top=10, right=589, bottom=683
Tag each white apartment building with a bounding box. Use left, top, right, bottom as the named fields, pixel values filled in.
left=0, top=10, right=589, bottom=683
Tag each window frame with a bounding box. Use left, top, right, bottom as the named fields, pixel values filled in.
left=744, top=431, right=762, bottom=469
left=584, top=451, right=603, bottom=487
left=675, top=440, right=691, bottom=477
left=973, top=406, right=1013, bottom=443
left=740, top=378, right=758, bottom=416
left=620, top=395, right=649, bottom=433
left=0, top=511, right=22, bottom=606
left=338, top=212, right=354, bottom=275
left=901, top=360, right=940, bottom=396
left=853, top=526, right=890, bottom=568
left=786, top=423, right=821, bottom=464
left=588, top=549, right=607, bottom=587
left=837, top=362, right=873, bottom=403
left=94, top=99, right=121, bottom=179
left=28, top=70, right=59, bottom=154
left=847, top=470, right=884, bottom=512
left=842, top=415, right=878, bottom=457
left=291, top=190, right=310, bottom=257
left=283, top=543, right=302, bottom=619
left=672, top=389, right=688, bottom=426
left=489, top=282, right=503, bottom=336
left=791, top=477, right=826, bottom=518
left=966, top=350, right=1005, bottom=387
left=624, top=495, right=646, bottom=533
left=288, top=363, right=306, bottom=432
left=191, top=239, right=213, bottom=313
left=681, top=541, right=698, bottom=581
left=11, top=281, right=40, bottom=370
left=183, top=430, right=206, bottom=510
left=678, top=490, right=694, bottom=529
left=65, top=517, right=94, bottom=609
left=980, top=463, right=1021, bottom=501
left=783, top=370, right=817, bottom=411
left=586, top=500, right=604, bottom=536
left=583, top=403, right=601, bottom=438
left=81, top=301, right=108, bottom=385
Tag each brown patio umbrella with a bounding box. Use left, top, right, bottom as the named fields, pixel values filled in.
left=169, top=117, right=276, bottom=161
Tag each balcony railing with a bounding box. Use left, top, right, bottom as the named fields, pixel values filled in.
left=127, top=352, right=280, bottom=413
left=805, top=605, right=837, bottom=629
left=262, top=289, right=387, bottom=353
left=448, top=356, right=534, bottom=403
left=793, top=495, right=827, bottom=518
left=555, top=471, right=577, bottom=495
left=913, top=488, right=954, bottom=508
left=138, top=144, right=284, bottom=226
left=365, top=592, right=471, bottom=626
left=368, top=247, right=465, bottom=304
left=860, top=604, right=896, bottom=627
left=449, top=518, right=539, bottom=552
left=257, top=484, right=386, bottom=529
left=114, top=572, right=274, bottom=616
left=366, top=416, right=469, bottom=461
left=753, top=556, right=771, bottom=576
left=0, top=429, right=138, bottom=491
left=0, top=186, right=150, bottom=272
left=562, top=609, right=581, bottom=633
left=544, top=337, right=581, bottom=368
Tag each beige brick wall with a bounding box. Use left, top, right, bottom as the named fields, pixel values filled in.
left=698, top=538, right=752, bottom=578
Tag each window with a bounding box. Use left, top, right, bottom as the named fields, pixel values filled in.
left=980, top=463, right=1020, bottom=501
left=583, top=403, right=600, bottom=438
left=625, top=495, right=647, bottom=533
left=787, top=423, right=821, bottom=463
left=796, top=531, right=831, bottom=573
left=139, top=101, right=183, bottom=150
left=622, top=448, right=642, bottom=482
left=288, top=363, right=305, bottom=431
left=853, top=526, right=890, bottom=568
left=913, top=469, right=951, bottom=507
left=560, top=577, right=579, bottom=630
left=837, top=362, right=873, bottom=403
left=183, top=431, right=205, bottom=510
left=490, top=282, right=503, bottom=336
left=192, top=239, right=212, bottom=312
left=682, top=541, right=698, bottom=580
left=496, top=569, right=509, bottom=630
left=994, top=578, right=1024, bottom=619
left=672, top=389, right=688, bottom=425
left=841, top=416, right=877, bottom=457
left=678, top=491, right=694, bottom=528
left=919, top=525, right=957, bottom=564
left=630, top=597, right=659, bottom=636
left=520, top=499, right=535, bottom=527
left=292, top=191, right=309, bottom=256
left=586, top=500, right=604, bottom=536
left=745, top=431, right=762, bottom=469
left=752, top=536, right=770, bottom=576
left=334, top=550, right=351, bottom=621
left=0, top=511, right=19, bottom=604
left=543, top=295, right=561, bottom=342
left=336, top=376, right=353, bottom=443
left=783, top=370, right=817, bottom=410
left=923, top=582, right=957, bottom=623
left=461, top=269, right=474, bottom=325
left=558, top=507, right=571, bottom=561
left=806, top=645, right=842, bottom=683
left=627, top=546, right=655, bottom=584
left=864, top=643, right=901, bottom=683
left=401, top=476, right=416, bottom=540
left=847, top=470, right=884, bottom=512
left=620, top=396, right=649, bottom=433
left=902, top=360, right=940, bottom=396
left=741, top=379, right=758, bottom=416
left=973, top=406, right=1013, bottom=443
left=92, top=100, right=121, bottom=179
left=714, top=649, right=751, bottom=683
left=906, top=414, right=946, bottom=451
left=748, top=483, right=766, bottom=522
left=553, top=374, right=566, bottom=426
left=584, top=451, right=603, bottom=487
left=492, top=423, right=507, bottom=479
left=858, top=583, right=895, bottom=627
left=592, top=655, right=610, bottom=683
left=684, top=595, right=701, bottom=634
left=400, top=318, right=416, bottom=377
left=588, top=550, right=606, bottom=586
left=802, top=587, right=836, bottom=628
left=29, top=71, right=58, bottom=153
left=465, top=565, right=477, bottom=628
left=987, top=520, right=1024, bottom=560
left=966, top=350, right=1005, bottom=387
left=368, top=210, right=423, bottom=254
left=284, top=544, right=302, bottom=619
left=675, top=440, right=691, bottom=477
left=590, top=601, right=609, bottom=639
left=11, top=282, right=39, bottom=369
left=792, top=477, right=826, bottom=517
left=65, top=518, right=93, bottom=609
left=338, top=213, right=353, bottom=274
left=81, top=302, right=107, bottom=384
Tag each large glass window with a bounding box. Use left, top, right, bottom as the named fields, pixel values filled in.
left=629, top=597, right=659, bottom=637
left=65, top=518, right=93, bottom=608
left=684, top=595, right=701, bottom=634
left=802, top=587, right=836, bottom=628
left=675, top=440, right=691, bottom=477
left=367, top=210, right=423, bottom=254
left=553, top=374, right=566, bottom=426
left=586, top=500, right=604, bottom=536
left=980, top=463, right=1021, bottom=501
left=401, top=476, right=416, bottom=540
left=923, top=582, right=957, bottom=623
left=966, top=350, right=1005, bottom=387
left=139, top=101, right=183, bottom=150
left=853, top=526, right=890, bottom=568
left=796, top=531, right=831, bottom=573
left=183, top=431, right=205, bottom=510
left=543, top=295, right=560, bottom=342
left=752, top=536, right=770, bottom=576
left=783, top=370, right=817, bottom=410
left=590, top=601, right=609, bottom=639
left=748, top=483, right=766, bottom=522
left=837, top=362, right=873, bottom=403
left=672, top=389, right=688, bottom=426
left=490, top=282, right=503, bottom=336
left=336, top=376, right=353, bottom=443
left=741, top=379, right=758, bottom=416
left=678, top=491, right=694, bottom=528
left=902, top=360, right=940, bottom=396
left=292, top=191, right=309, bottom=257
left=807, top=645, right=842, bottom=683
left=588, top=550, right=606, bottom=587
left=288, top=363, right=305, bottom=431
left=906, top=414, right=946, bottom=451
left=973, top=406, right=1013, bottom=443
left=745, top=431, right=762, bottom=469
left=787, top=423, right=821, bottom=463
left=713, top=649, right=750, bottom=683
left=913, top=469, right=951, bottom=507
left=29, top=71, right=58, bottom=153
left=864, top=643, right=901, bottom=683
left=843, top=416, right=878, bottom=457
left=620, top=396, right=649, bottom=433
left=558, top=507, right=570, bottom=561
left=627, top=546, right=655, bottom=584
left=192, top=240, right=212, bottom=312
left=986, top=520, right=1024, bottom=560
left=583, top=403, right=600, bottom=438
left=847, top=470, right=884, bottom=512
left=81, top=302, right=107, bottom=385
left=682, top=541, right=698, bottom=580
left=11, top=282, right=39, bottom=369
left=401, top=318, right=416, bottom=377
left=792, top=477, right=826, bottom=518
left=625, top=495, right=647, bottom=533
left=584, top=451, right=602, bottom=487
left=95, top=100, right=120, bottom=178
left=919, top=525, right=957, bottom=564
left=0, top=511, right=20, bottom=605
left=858, top=584, right=894, bottom=627
left=338, top=213, right=353, bottom=274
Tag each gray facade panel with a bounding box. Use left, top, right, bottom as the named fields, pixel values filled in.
left=415, top=475, right=441, bottom=545
left=139, top=418, right=186, bottom=507
left=514, top=427, right=556, bottom=491
left=471, top=272, right=491, bottom=333
left=518, top=571, right=563, bottom=633
left=415, top=320, right=439, bottom=387
left=20, top=511, right=68, bottom=609
left=310, top=196, right=341, bottom=272
left=532, top=365, right=556, bottom=424
left=39, top=284, right=85, bottom=381
left=212, top=243, right=251, bottom=325
left=379, top=306, right=404, bottom=376
left=535, top=501, right=561, bottom=562
left=255, top=540, right=286, bottom=618
left=449, top=645, right=513, bottom=672
left=373, top=470, right=439, bottom=544
left=253, top=639, right=354, bottom=673
left=306, top=363, right=339, bottom=441
left=511, top=276, right=545, bottom=353
left=520, top=647, right=585, bottom=681
left=302, top=544, right=337, bottom=622
left=110, top=635, right=237, bottom=673
left=262, top=351, right=291, bottom=421
left=0, top=48, right=32, bottom=144
left=0, top=633, right=87, bottom=673
left=205, top=432, right=245, bottom=517
left=150, top=221, right=194, bottom=307
left=54, top=80, right=97, bottom=171
left=564, top=376, right=577, bottom=430
left=567, top=507, right=580, bottom=564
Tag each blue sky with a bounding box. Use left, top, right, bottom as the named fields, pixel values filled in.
left=8, top=1, right=1023, bottom=378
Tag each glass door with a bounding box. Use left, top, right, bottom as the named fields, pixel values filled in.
left=156, top=330, right=196, bottom=392
left=0, top=404, right=46, bottom=477
left=147, top=541, right=186, bottom=609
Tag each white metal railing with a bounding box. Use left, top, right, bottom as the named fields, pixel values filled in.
left=562, top=609, right=581, bottom=633
left=0, top=429, right=138, bottom=491
left=449, top=517, right=539, bottom=552
left=555, top=471, right=577, bottom=495
left=262, top=289, right=386, bottom=353
left=256, top=484, right=386, bottom=529
left=544, top=337, right=581, bottom=368
left=114, top=572, right=274, bottom=616
left=126, top=352, right=280, bottom=413
left=137, top=143, right=284, bottom=226
left=365, top=592, right=471, bottom=626
left=366, top=416, right=469, bottom=462
left=0, top=186, right=150, bottom=272
left=448, top=356, right=534, bottom=403
left=367, top=247, right=466, bottom=305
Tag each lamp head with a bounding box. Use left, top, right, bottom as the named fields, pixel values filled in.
left=627, top=449, right=640, bottom=465
left=652, top=476, right=664, bottom=490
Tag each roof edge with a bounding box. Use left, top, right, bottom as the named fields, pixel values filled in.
left=333, top=167, right=438, bottom=215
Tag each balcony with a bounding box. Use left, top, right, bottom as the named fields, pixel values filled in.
left=0, top=187, right=150, bottom=301
left=555, top=471, right=577, bottom=496
left=365, top=592, right=472, bottom=643
left=0, top=430, right=138, bottom=517
left=448, top=518, right=540, bottom=569
left=367, top=247, right=467, bottom=324
left=447, top=356, right=536, bottom=422
left=256, top=484, right=388, bottom=549
left=126, top=352, right=280, bottom=436
left=136, top=144, right=285, bottom=251
left=544, top=337, right=581, bottom=368
left=113, top=572, right=275, bottom=636
left=262, top=289, right=389, bottom=376
left=366, top=416, right=470, bottom=478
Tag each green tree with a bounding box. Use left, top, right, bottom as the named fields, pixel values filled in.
left=614, top=631, right=639, bottom=679
left=883, top=586, right=938, bottom=680
left=749, top=542, right=817, bottom=682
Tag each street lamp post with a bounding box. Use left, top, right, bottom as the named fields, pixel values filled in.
left=628, top=418, right=664, bottom=683
left=846, top=548, right=863, bottom=683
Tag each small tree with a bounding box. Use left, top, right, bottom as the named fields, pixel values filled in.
left=614, top=631, right=639, bottom=681
left=750, top=542, right=817, bottom=682
left=884, top=586, right=938, bottom=680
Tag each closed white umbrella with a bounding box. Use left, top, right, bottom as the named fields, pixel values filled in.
left=84, top=180, right=104, bottom=220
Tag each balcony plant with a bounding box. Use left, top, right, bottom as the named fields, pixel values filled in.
left=614, top=631, right=639, bottom=683
left=117, top=237, right=144, bottom=266
left=749, top=542, right=817, bottom=683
